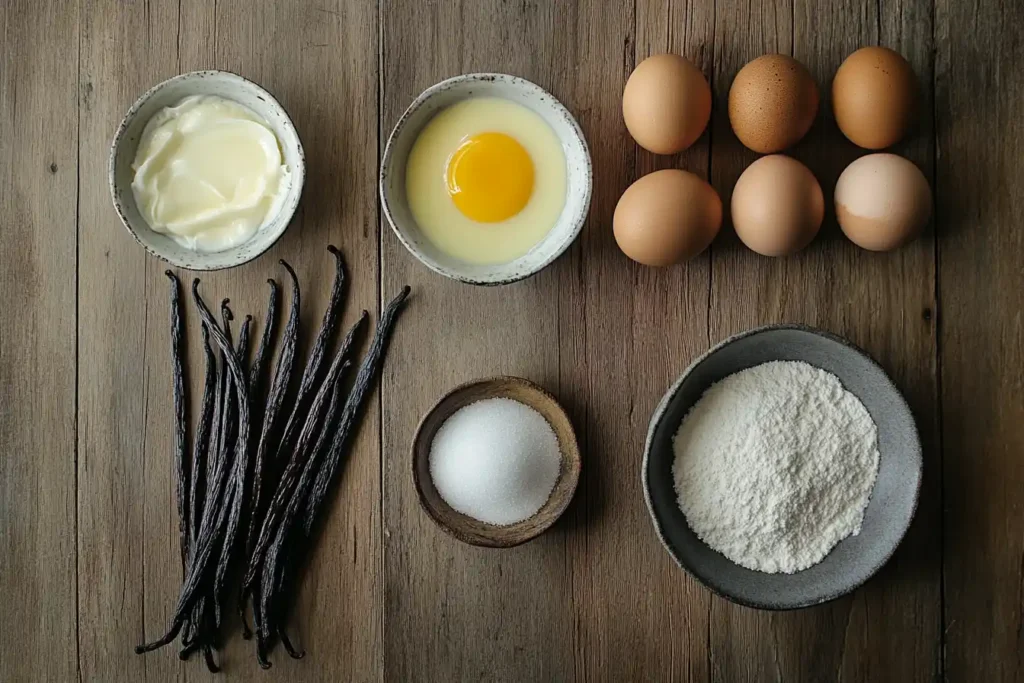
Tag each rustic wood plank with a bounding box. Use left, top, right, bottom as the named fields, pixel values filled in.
left=707, top=0, right=941, bottom=680
left=176, top=1, right=381, bottom=680
left=379, top=2, right=581, bottom=681
left=77, top=0, right=380, bottom=680
left=10, top=0, right=1021, bottom=678
left=936, top=0, right=1024, bottom=680
left=559, top=0, right=715, bottom=680
left=77, top=1, right=180, bottom=680
left=0, top=1, right=79, bottom=681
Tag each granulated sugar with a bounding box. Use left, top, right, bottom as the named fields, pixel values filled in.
left=672, top=361, right=879, bottom=574
left=429, top=397, right=560, bottom=526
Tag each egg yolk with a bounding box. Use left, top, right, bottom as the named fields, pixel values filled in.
left=446, top=132, right=534, bottom=223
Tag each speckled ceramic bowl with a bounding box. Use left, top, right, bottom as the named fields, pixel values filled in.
left=643, top=324, right=922, bottom=610
left=380, top=73, right=592, bottom=286
left=109, top=70, right=304, bottom=270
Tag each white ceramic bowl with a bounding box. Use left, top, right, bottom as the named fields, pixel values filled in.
left=109, top=70, right=304, bottom=270
left=380, top=73, right=592, bottom=285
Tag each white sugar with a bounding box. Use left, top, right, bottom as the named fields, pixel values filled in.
left=429, top=397, right=561, bottom=526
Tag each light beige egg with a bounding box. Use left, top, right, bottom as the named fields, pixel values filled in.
left=731, top=155, right=823, bottom=256
left=613, top=169, right=722, bottom=266
left=835, top=153, right=931, bottom=251
left=623, top=53, right=712, bottom=155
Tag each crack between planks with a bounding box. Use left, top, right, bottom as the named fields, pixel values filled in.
left=771, top=620, right=784, bottom=682
left=74, top=0, right=83, bottom=679
left=705, top=0, right=715, bottom=351
left=173, top=8, right=183, bottom=681
left=376, top=1, right=385, bottom=680
left=836, top=600, right=855, bottom=682
left=930, top=0, right=946, bottom=677
left=1017, top=547, right=1024, bottom=679
left=876, top=0, right=882, bottom=44
left=705, top=1, right=717, bottom=678
left=790, top=0, right=795, bottom=57
left=175, top=0, right=182, bottom=73
left=706, top=598, right=713, bottom=681
left=213, top=0, right=218, bottom=62
left=139, top=269, right=150, bottom=660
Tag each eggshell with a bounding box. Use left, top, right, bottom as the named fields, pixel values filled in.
left=613, top=169, right=722, bottom=266
left=832, top=47, right=917, bottom=149
left=731, top=155, right=823, bottom=256
left=623, top=53, right=712, bottom=155
left=728, top=54, right=819, bottom=153
left=835, top=153, right=931, bottom=251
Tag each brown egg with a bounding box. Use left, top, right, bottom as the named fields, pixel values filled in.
left=833, top=47, right=917, bottom=149
left=623, top=53, right=712, bottom=155
left=728, top=54, right=819, bottom=153
left=613, top=169, right=722, bottom=266
left=835, top=154, right=931, bottom=251
left=731, top=155, right=823, bottom=256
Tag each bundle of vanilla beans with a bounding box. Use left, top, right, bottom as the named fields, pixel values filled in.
left=136, top=247, right=409, bottom=672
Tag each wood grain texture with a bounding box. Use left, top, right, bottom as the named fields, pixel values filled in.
left=77, top=1, right=177, bottom=680
left=936, top=0, right=1024, bottom=680
left=707, top=0, right=941, bottom=680
left=76, top=0, right=380, bottom=680
left=562, top=0, right=715, bottom=680
left=3, top=0, right=1024, bottom=680
left=0, top=2, right=79, bottom=681
left=379, top=2, right=573, bottom=681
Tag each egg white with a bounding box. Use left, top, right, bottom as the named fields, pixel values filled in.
left=405, top=97, right=567, bottom=265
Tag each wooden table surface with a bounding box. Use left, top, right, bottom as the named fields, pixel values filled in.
left=2, top=0, right=1022, bottom=681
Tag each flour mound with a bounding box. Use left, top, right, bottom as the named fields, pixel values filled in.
left=672, top=360, right=879, bottom=574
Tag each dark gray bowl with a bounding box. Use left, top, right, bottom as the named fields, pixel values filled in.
left=643, top=324, right=922, bottom=610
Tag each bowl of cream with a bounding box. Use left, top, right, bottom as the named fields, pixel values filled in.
left=110, top=70, right=304, bottom=270
left=381, top=73, right=592, bottom=285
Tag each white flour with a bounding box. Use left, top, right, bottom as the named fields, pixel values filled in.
left=672, top=361, right=879, bottom=574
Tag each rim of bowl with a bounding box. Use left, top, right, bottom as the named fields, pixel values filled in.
left=411, top=375, right=582, bottom=547
left=380, top=72, right=592, bottom=286
left=108, top=69, right=305, bottom=271
left=641, top=322, right=923, bottom=610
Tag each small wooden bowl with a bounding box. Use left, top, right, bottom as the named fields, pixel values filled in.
left=412, top=376, right=581, bottom=548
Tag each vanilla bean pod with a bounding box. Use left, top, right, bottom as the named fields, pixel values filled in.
left=250, top=279, right=279, bottom=397
left=142, top=259, right=411, bottom=671
left=215, top=301, right=237, bottom=478
left=209, top=311, right=250, bottom=632
left=274, top=290, right=409, bottom=657
left=182, top=311, right=239, bottom=656
left=236, top=315, right=252, bottom=369
left=189, top=325, right=217, bottom=551
left=254, top=355, right=353, bottom=668
left=135, top=282, right=251, bottom=655
left=259, top=288, right=408, bottom=665
left=241, top=262, right=301, bottom=596
left=242, top=252, right=347, bottom=611
left=242, top=307, right=363, bottom=597
left=211, top=314, right=256, bottom=629
left=304, top=287, right=410, bottom=532
left=261, top=381, right=343, bottom=663
left=164, top=272, right=190, bottom=570
left=180, top=324, right=217, bottom=656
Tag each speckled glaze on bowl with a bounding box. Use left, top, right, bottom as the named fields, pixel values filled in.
left=380, top=73, right=592, bottom=286
left=643, top=324, right=922, bottom=610
left=109, top=70, right=304, bottom=271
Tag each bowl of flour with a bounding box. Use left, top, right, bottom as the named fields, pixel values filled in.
left=643, top=324, right=921, bottom=609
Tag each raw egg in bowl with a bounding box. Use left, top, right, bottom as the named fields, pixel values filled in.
left=381, top=74, right=592, bottom=285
